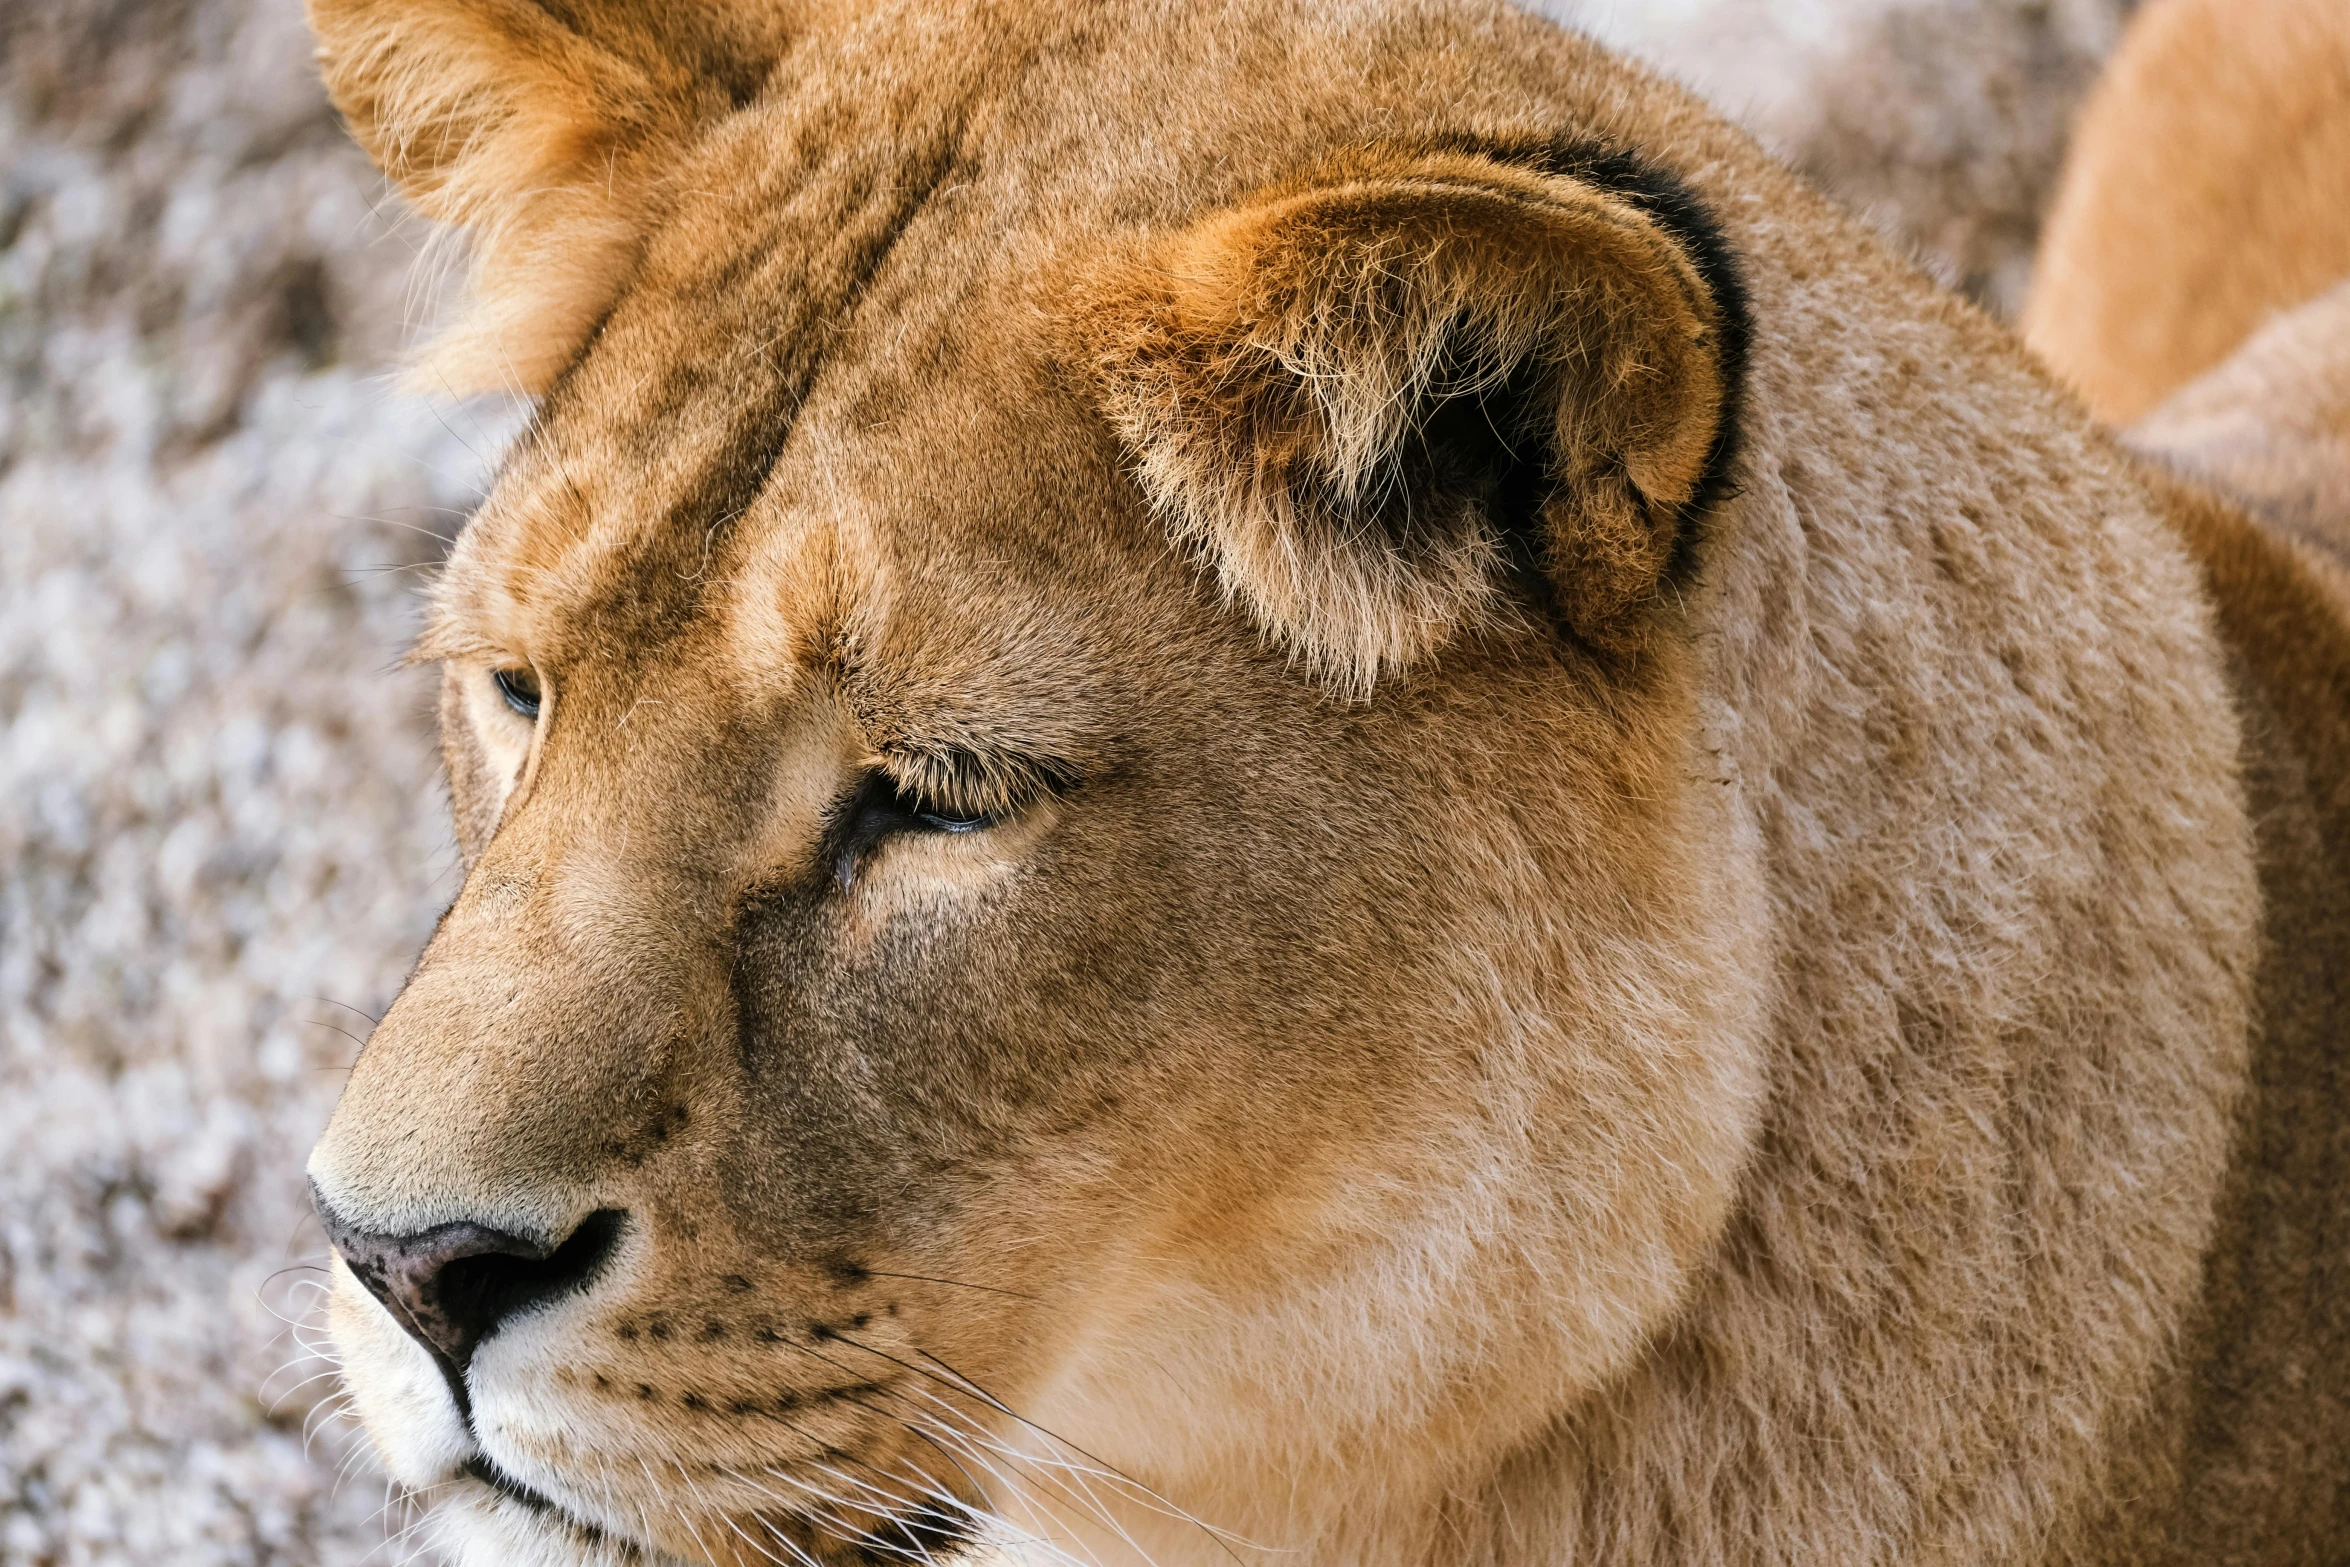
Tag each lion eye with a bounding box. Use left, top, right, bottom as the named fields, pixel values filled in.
left=870, top=771, right=1001, bottom=838
left=912, top=802, right=992, bottom=835
left=876, top=775, right=1002, bottom=840
left=493, top=666, right=543, bottom=719
left=826, top=770, right=1002, bottom=890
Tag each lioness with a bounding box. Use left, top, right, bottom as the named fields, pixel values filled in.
left=302, top=2, right=2350, bottom=1565
left=2021, top=0, right=2350, bottom=427
left=2023, top=0, right=2350, bottom=568
left=2131, top=280, right=2350, bottom=561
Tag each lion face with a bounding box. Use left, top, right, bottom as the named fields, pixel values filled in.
left=304, top=3, right=1771, bottom=1562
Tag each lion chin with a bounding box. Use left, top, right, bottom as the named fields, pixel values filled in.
left=298, top=0, right=2350, bottom=1563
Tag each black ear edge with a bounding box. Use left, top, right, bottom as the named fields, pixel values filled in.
left=1409, top=131, right=1754, bottom=585
left=1074, top=133, right=1752, bottom=687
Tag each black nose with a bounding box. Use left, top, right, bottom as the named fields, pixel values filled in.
left=314, top=1188, right=623, bottom=1370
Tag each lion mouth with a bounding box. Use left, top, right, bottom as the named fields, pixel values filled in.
left=459, top=1451, right=980, bottom=1566
left=461, top=1453, right=568, bottom=1516
left=461, top=1454, right=650, bottom=1560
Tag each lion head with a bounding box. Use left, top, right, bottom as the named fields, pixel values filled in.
left=305, top=3, right=2262, bottom=1565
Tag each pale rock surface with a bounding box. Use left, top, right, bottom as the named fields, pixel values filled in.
left=1553, top=0, right=2135, bottom=315
left=1, top=2, right=505, bottom=1561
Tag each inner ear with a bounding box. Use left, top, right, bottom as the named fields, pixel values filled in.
left=1396, top=360, right=1559, bottom=567
left=1076, top=147, right=1746, bottom=693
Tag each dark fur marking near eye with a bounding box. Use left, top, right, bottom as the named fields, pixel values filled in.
left=682, top=1392, right=710, bottom=1412
left=647, top=1318, right=672, bottom=1341
left=636, top=1382, right=657, bottom=1401
left=814, top=771, right=913, bottom=892
left=807, top=753, right=1078, bottom=894
left=880, top=744, right=1084, bottom=822
left=700, top=1320, right=727, bottom=1341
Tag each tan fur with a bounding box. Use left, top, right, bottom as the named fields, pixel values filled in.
left=2014, top=17, right=2350, bottom=1553
left=2131, top=279, right=2350, bottom=565
left=301, top=3, right=2347, bottom=1565
left=2064, top=467, right=2350, bottom=1567
left=2021, top=0, right=2350, bottom=424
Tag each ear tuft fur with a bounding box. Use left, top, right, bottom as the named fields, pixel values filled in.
left=1079, top=148, right=1742, bottom=692
left=307, top=0, right=787, bottom=394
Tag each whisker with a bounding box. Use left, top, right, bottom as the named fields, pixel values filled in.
left=869, top=1353, right=1253, bottom=1565
left=912, top=1346, right=1222, bottom=1528
left=306, top=1017, right=370, bottom=1052
left=749, top=1466, right=930, bottom=1566
left=754, top=1344, right=1173, bottom=1564
left=643, top=1454, right=729, bottom=1567
left=841, top=1336, right=1243, bottom=1551
left=902, top=1419, right=1119, bottom=1567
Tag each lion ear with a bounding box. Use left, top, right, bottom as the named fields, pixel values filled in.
left=1079, top=149, right=1744, bottom=691
left=307, top=0, right=791, bottom=394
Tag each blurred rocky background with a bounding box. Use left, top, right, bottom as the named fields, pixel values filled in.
left=0, top=0, right=2129, bottom=1561
left=1, top=1, right=493, bottom=1561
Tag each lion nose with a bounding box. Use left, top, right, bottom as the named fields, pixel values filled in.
left=314, top=1190, right=624, bottom=1369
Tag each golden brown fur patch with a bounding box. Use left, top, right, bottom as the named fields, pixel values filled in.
left=307, top=0, right=792, bottom=391
left=2019, top=6, right=2350, bottom=1553
left=2066, top=468, right=2350, bottom=1566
